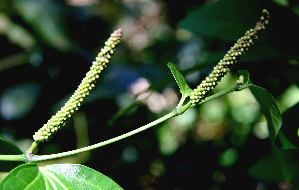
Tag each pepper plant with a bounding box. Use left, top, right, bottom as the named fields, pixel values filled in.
left=0, top=8, right=293, bottom=189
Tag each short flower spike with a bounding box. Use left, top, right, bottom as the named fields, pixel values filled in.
left=34, top=29, right=122, bottom=142
left=190, top=9, right=270, bottom=105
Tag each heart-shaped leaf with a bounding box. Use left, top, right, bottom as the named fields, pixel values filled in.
left=0, top=163, right=123, bottom=190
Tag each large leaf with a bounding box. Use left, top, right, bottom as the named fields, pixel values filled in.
left=248, top=85, right=299, bottom=186
left=0, top=136, right=24, bottom=172
left=179, top=0, right=299, bottom=58
left=0, top=163, right=123, bottom=190
left=249, top=85, right=282, bottom=143
left=275, top=102, right=299, bottom=149
left=178, top=0, right=266, bottom=41
left=13, top=1, right=74, bottom=51
left=248, top=153, right=299, bottom=188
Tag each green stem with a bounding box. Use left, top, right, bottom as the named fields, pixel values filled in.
left=30, top=110, right=178, bottom=163
left=0, top=154, right=27, bottom=162
left=191, top=83, right=251, bottom=107
left=26, top=141, right=40, bottom=155
left=1, top=83, right=250, bottom=163
left=30, top=83, right=248, bottom=162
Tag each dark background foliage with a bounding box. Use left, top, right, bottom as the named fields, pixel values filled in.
left=1, top=0, right=299, bottom=189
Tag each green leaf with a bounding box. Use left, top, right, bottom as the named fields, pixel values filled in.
left=248, top=150, right=299, bottom=187
left=275, top=102, right=299, bottom=149
left=0, top=163, right=123, bottom=190
left=234, top=70, right=250, bottom=91
left=167, top=62, right=192, bottom=97
left=248, top=87, right=299, bottom=187
left=237, top=70, right=250, bottom=86
left=248, top=154, right=285, bottom=184
left=13, top=1, right=74, bottom=51
left=249, top=85, right=282, bottom=143
left=0, top=136, right=24, bottom=172
left=178, top=0, right=265, bottom=41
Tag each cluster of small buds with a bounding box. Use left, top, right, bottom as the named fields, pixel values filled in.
left=33, top=29, right=122, bottom=142
left=190, top=9, right=270, bottom=105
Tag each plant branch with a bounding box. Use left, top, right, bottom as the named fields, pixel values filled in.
left=29, top=110, right=179, bottom=163
left=29, top=82, right=248, bottom=163
left=29, top=82, right=243, bottom=163
left=0, top=154, right=27, bottom=162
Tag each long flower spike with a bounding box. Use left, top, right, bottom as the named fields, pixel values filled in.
left=190, top=9, right=270, bottom=105
left=33, top=29, right=122, bottom=142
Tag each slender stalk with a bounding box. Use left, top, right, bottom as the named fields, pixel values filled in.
left=29, top=111, right=178, bottom=163
left=0, top=82, right=249, bottom=163
left=29, top=83, right=248, bottom=163
left=26, top=141, right=40, bottom=155
left=0, top=154, right=27, bottom=162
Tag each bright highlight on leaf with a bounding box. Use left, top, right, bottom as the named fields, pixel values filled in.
left=0, top=163, right=123, bottom=190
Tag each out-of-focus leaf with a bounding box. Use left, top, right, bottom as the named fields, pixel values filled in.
left=13, top=1, right=75, bottom=51
left=178, top=0, right=266, bottom=41
left=0, top=163, right=123, bottom=190
left=0, top=136, right=24, bottom=172
left=249, top=149, right=299, bottom=188
left=248, top=155, right=286, bottom=184
left=0, top=82, right=41, bottom=120
left=179, top=0, right=299, bottom=58
left=275, top=102, right=299, bottom=149
left=284, top=65, right=299, bottom=88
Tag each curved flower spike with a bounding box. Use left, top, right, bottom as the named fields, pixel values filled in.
left=33, top=29, right=122, bottom=142
left=190, top=9, right=270, bottom=105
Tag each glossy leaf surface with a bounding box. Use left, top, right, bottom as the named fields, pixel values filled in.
left=0, top=163, right=123, bottom=190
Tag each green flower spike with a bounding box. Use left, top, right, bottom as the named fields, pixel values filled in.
left=190, top=9, right=270, bottom=105
left=33, top=29, right=122, bottom=142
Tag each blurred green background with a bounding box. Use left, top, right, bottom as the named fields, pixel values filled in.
left=1, top=0, right=299, bottom=189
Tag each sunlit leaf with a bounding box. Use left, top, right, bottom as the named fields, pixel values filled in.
left=167, top=62, right=192, bottom=97
left=0, top=136, right=24, bottom=172
left=0, top=163, right=123, bottom=190
left=249, top=85, right=282, bottom=142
